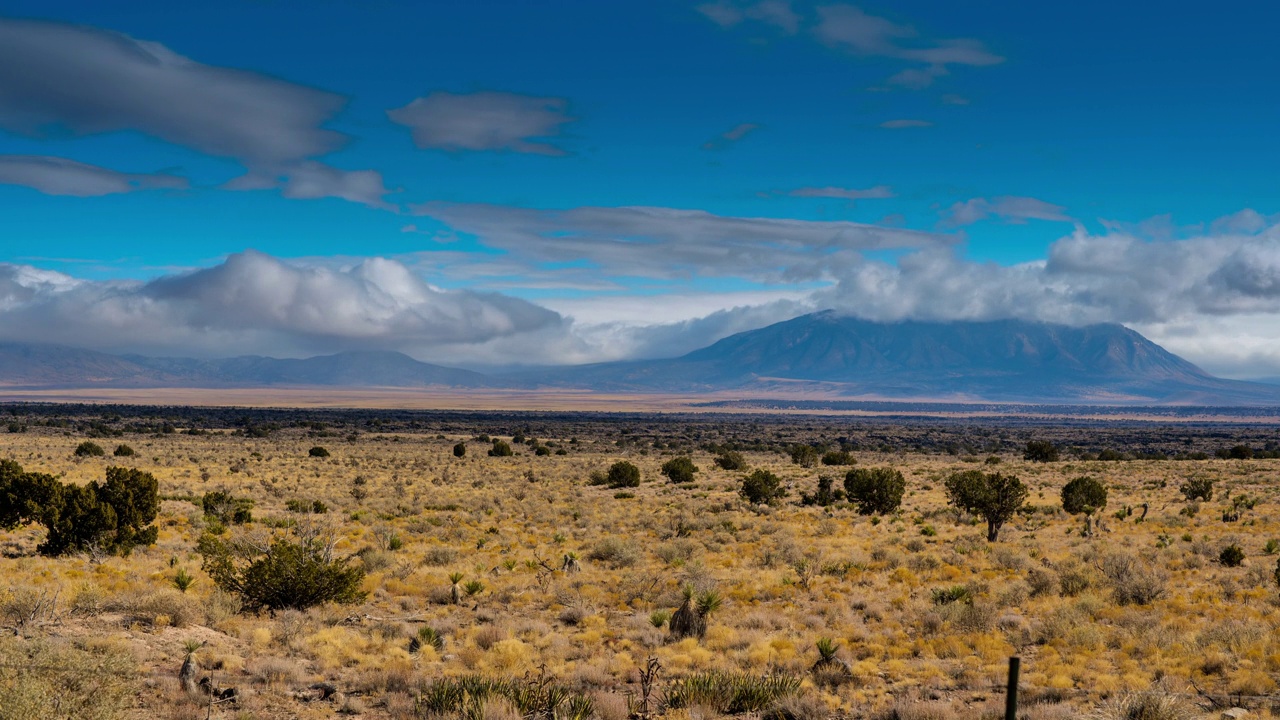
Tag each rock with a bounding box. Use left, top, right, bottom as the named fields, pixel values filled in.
left=1222, top=709, right=1248, bottom=720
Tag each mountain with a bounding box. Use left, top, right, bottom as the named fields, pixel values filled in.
left=517, top=312, right=1280, bottom=404
left=0, top=345, right=489, bottom=389
left=2, top=312, right=1279, bottom=404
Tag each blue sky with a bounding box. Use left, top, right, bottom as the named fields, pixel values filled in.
left=1, top=1, right=1279, bottom=374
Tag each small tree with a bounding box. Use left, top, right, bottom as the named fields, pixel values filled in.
left=453, top=442, right=466, bottom=458
left=202, top=490, right=254, bottom=525
left=605, top=461, right=641, bottom=489
left=74, top=441, right=105, bottom=457
left=1061, top=476, right=1108, bottom=515
left=1023, top=440, right=1059, bottom=463
left=308, top=446, right=330, bottom=458
left=740, top=469, right=786, bottom=505
left=943, top=469, right=1028, bottom=542
left=1180, top=476, right=1213, bottom=501
left=198, top=529, right=366, bottom=612
left=843, top=467, right=905, bottom=515
left=113, top=444, right=135, bottom=457
left=660, top=457, right=698, bottom=484
left=789, top=445, right=819, bottom=468
left=714, top=451, right=747, bottom=471
left=821, top=450, right=856, bottom=466
left=488, top=440, right=514, bottom=457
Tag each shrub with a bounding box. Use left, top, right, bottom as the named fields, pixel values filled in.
left=73, top=441, right=105, bottom=457
left=0, top=463, right=160, bottom=557
left=308, top=446, right=330, bottom=458
left=740, top=469, right=786, bottom=505
left=1061, top=476, right=1108, bottom=515
left=415, top=675, right=594, bottom=720
left=604, top=461, right=641, bottom=488
left=843, top=467, right=905, bottom=515
left=800, top=475, right=839, bottom=507
left=715, top=451, right=748, bottom=471
left=586, top=537, right=639, bottom=567
left=201, top=490, right=253, bottom=525
left=1220, top=544, right=1245, bottom=567
left=0, top=635, right=136, bottom=719
left=661, top=456, right=698, bottom=484
left=663, top=671, right=800, bottom=714
left=1180, top=476, right=1214, bottom=501
left=1023, top=440, right=1060, bottom=462
left=789, top=445, right=819, bottom=468
left=821, top=450, right=856, bottom=466
left=453, top=442, right=466, bottom=458
left=197, top=532, right=367, bottom=612
left=943, top=469, right=1028, bottom=542
left=1100, top=552, right=1167, bottom=606
left=112, top=444, right=135, bottom=457
left=488, top=440, right=514, bottom=457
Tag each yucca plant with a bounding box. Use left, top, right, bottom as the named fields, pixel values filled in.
left=449, top=572, right=465, bottom=604
left=463, top=579, right=485, bottom=597
left=178, top=639, right=203, bottom=694
left=650, top=609, right=671, bottom=628
left=172, top=567, right=195, bottom=593
left=815, top=637, right=839, bottom=664
left=410, top=625, right=445, bottom=653
left=670, top=585, right=723, bottom=640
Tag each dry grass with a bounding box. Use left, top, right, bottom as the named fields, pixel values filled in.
left=1, top=413, right=1279, bottom=718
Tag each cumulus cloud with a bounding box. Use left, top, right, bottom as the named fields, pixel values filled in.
left=387, top=91, right=575, bottom=155
left=702, top=122, right=760, bottom=150
left=0, top=17, right=388, bottom=207
left=788, top=185, right=894, bottom=200
left=411, top=202, right=953, bottom=283
left=0, top=251, right=562, bottom=358
left=0, top=155, right=187, bottom=196
left=944, top=196, right=1072, bottom=226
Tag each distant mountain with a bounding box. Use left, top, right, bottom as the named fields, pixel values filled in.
left=3, top=312, right=1279, bottom=404
left=516, top=312, right=1280, bottom=404
left=0, top=345, right=489, bottom=389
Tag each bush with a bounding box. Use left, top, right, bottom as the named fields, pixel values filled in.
left=740, top=469, right=786, bottom=505
left=1023, top=440, right=1059, bottom=462
left=604, top=461, right=641, bottom=488
left=822, top=450, right=856, bottom=466
left=202, top=490, right=254, bottom=525
left=800, top=475, right=839, bottom=507
left=0, top=635, right=136, bottom=719
left=843, top=467, right=905, bottom=515
left=453, top=442, right=466, bottom=458
left=789, top=445, right=819, bottom=468
left=1100, top=552, right=1167, bottom=606
left=488, top=440, right=514, bottom=457
left=1061, top=476, right=1108, bottom=515
left=661, top=457, right=698, bottom=484
left=1220, top=544, right=1245, bottom=567
left=943, top=469, right=1028, bottom=542
left=1180, top=476, right=1214, bottom=501
left=715, top=451, right=748, bottom=471
left=73, top=441, right=105, bottom=457
left=198, top=532, right=367, bottom=612
left=308, top=446, right=330, bottom=457
left=112, top=444, right=135, bottom=457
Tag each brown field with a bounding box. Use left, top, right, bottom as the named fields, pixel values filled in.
left=1, top=406, right=1279, bottom=719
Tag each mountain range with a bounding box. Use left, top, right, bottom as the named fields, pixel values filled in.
left=2, top=312, right=1277, bottom=405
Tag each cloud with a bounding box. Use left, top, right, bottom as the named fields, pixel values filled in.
left=813, top=4, right=1003, bottom=87
left=788, top=185, right=894, bottom=200
left=879, top=119, right=933, bottom=129
left=0, top=155, right=187, bottom=196
left=944, top=196, right=1072, bottom=226
left=410, top=202, right=953, bottom=283
left=387, top=91, right=575, bottom=156
left=0, top=251, right=562, bottom=358
left=702, top=122, right=761, bottom=150
left=0, top=17, right=385, bottom=207
left=697, top=1, right=800, bottom=33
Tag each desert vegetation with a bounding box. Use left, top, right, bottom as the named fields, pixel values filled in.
left=0, top=405, right=1279, bottom=718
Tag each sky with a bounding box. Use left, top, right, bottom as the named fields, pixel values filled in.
left=0, top=1, right=1279, bottom=376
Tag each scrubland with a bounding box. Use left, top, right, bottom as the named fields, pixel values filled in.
left=1, top=407, right=1280, bottom=719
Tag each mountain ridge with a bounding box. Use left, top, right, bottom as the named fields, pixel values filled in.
left=1, top=312, right=1276, bottom=405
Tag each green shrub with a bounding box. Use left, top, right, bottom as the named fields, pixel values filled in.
left=663, top=672, right=800, bottom=715
left=604, top=461, right=641, bottom=488
left=197, top=532, right=366, bottom=612
left=488, top=440, right=514, bottom=457
left=1023, top=440, right=1060, bottom=462
left=1220, top=544, right=1245, bottom=567
left=112, top=444, right=135, bottom=457
left=73, top=441, right=105, bottom=457
left=1061, top=476, right=1108, bottom=515
left=661, top=456, right=698, bottom=484
left=715, top=451, right=748, bottom=471
left=201, top=490, right=254, bottom=525
left=789, top=445, right=819, bottom=468
left=740, top=469, right=786, bottom=505
left=308, top=446, right=330, bottom=458
left=453, top=442, right=466, bottom=458
left=800, top=475, right=839, bottom=507
left=0, top=463, right=160, bottom=557
left=821, top=450, right=856, bottom=466
left=843, top=467, right=905, bottom=515
left=1180, top=476, right=1214, bottom=502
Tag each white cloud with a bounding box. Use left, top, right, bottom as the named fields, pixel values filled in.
left=0, top=155, right=187, bottom=196
left=388, top=91, right=575, bottom=155
left=702, top=122, right=760, bottom=150
left=697, top=1, right=800, bottom=33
